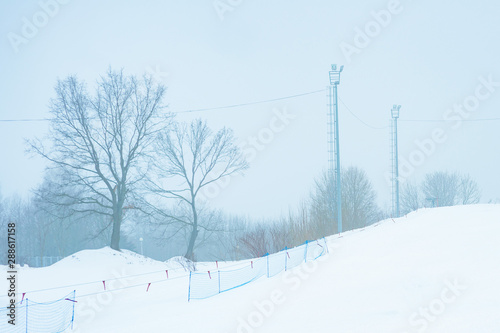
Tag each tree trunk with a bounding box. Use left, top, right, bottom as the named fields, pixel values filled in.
left=110, top=206, right=122, bottom=251
left=185, top=202, right=198, bottom=260
left=185, top=228, right=198, bottom=260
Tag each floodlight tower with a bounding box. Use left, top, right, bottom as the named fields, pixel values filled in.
left=328, top=64, right=344, bottom=233
left=391, top=104, right=401, bottom=217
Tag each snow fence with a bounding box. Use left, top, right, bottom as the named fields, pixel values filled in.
left=0, top=291, right=76, bottom=333
left=188, top=238, right=328, bottom=301
left=0, top=238, right=329, bottom=330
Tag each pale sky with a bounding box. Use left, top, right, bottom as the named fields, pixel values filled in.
left=1, top=0, right=499, bottom=219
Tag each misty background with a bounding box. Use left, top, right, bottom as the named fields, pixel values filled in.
left=0, top=0, right=499, bottom=262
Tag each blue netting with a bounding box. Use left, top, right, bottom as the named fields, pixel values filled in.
left=188, top=269, right=220, bottom=300
left=0, top=291, right=75, bottom=332
left=304, top=240, right=326, bottom=262
left=285, top=246, right=306, bottom=271
left=267, top=250, right=286, bottom=278
left=219, top=257, right=267, bottom=293
left=0, top=238, right=329, bottom=324
left=189, top=238, right=329, bottom=300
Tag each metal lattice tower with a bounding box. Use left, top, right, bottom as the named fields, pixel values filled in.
left=391, top=104, right=401, bottom=218
left=328, top=64, right=344, bottom=233
left=326, top=93, right=334, bottom=175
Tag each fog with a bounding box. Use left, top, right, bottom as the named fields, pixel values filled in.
left=1, top=1, right=499, bottom=224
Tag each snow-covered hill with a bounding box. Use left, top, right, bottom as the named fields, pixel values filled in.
left=4, top=204, right=500, bottom=332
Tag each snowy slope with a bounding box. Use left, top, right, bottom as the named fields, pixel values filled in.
left=3, top=204, right=500, bottom=332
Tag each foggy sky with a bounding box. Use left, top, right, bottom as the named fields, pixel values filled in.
left=1, top=0, right=499, bottom=219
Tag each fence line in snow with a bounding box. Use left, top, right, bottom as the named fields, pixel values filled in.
left=0, top=291, right=75, bottom=333
left=188, top=238, right=329, bottom=301
left=0, top=237, right=329, bottom=331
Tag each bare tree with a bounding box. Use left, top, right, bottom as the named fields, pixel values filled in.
left=402, top=172, right=480, bottom=211
left=0, top=189, right=3, bottom=220
left=309, top=171, right=335, bottom=236
left=342, top=167, right=380, bottom=229
left=150, top=119, right=247, bottom=260
left=309, top=166, right=381, bottom=234
left=197, top=212, right=246, bottom=261
left=458, top=173, right=481, bottom=204
left=239, top=224, right=270, bottom=258
left=33, top=169, right=113, bottom=255
left=400, top=182, right=421, bottom=215
left=29, top=69, right=168, bottom=250
left=421, top=171, right=459, bottom=207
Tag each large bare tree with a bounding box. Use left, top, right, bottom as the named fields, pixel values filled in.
left=150, top=119, right=247, bottom=260
left=30, top=69, right=168, bottom=250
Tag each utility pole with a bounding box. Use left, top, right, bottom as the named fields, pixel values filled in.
left=328, top=64, right=344, bottom=233
left=391, top=105, right=401, bottom=217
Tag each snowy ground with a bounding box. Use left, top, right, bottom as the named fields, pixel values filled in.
left=2, top=204, right=500, bottom=332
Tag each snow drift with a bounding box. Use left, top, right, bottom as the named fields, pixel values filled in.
left=2, top=204, right=500, bottom=332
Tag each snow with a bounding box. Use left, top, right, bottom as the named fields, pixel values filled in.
left=2, top=204, right=500, bottom=332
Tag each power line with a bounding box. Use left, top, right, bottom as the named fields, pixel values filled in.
left=337, top=97, right=500, bottom=128
left=0, top=117, right=49, bottom=122
left=174, top=89, right=326, bottom=113
left=1, top=88, right=497, bottom=126
left=400, top=118, right=500, bottom=122
left=0, top=89, right=326, bottom=123
left=338, top=98, right=389, bottom=130
left=337, top=99, right=500, bottom=127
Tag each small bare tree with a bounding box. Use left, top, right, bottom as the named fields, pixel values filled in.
left=30, top=69, right=168, bottom=250
left=400, top=182, right=421, bottom=215
left=421, top=171, right=459, bottom=207
left=403, top=172, right=480, bottom=210
left=421, top=171, right=457, bottom=207
left=458, top=173, right=481, bottom=204
left=309, top=171, right=335, bottom=236
left=310, top=167, right=381, bottom=234
left=342, top=166, right=380, bottom=229
left=239, top=224, right=270, bottom=258
left=151, top=119, right=247, bottom=260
